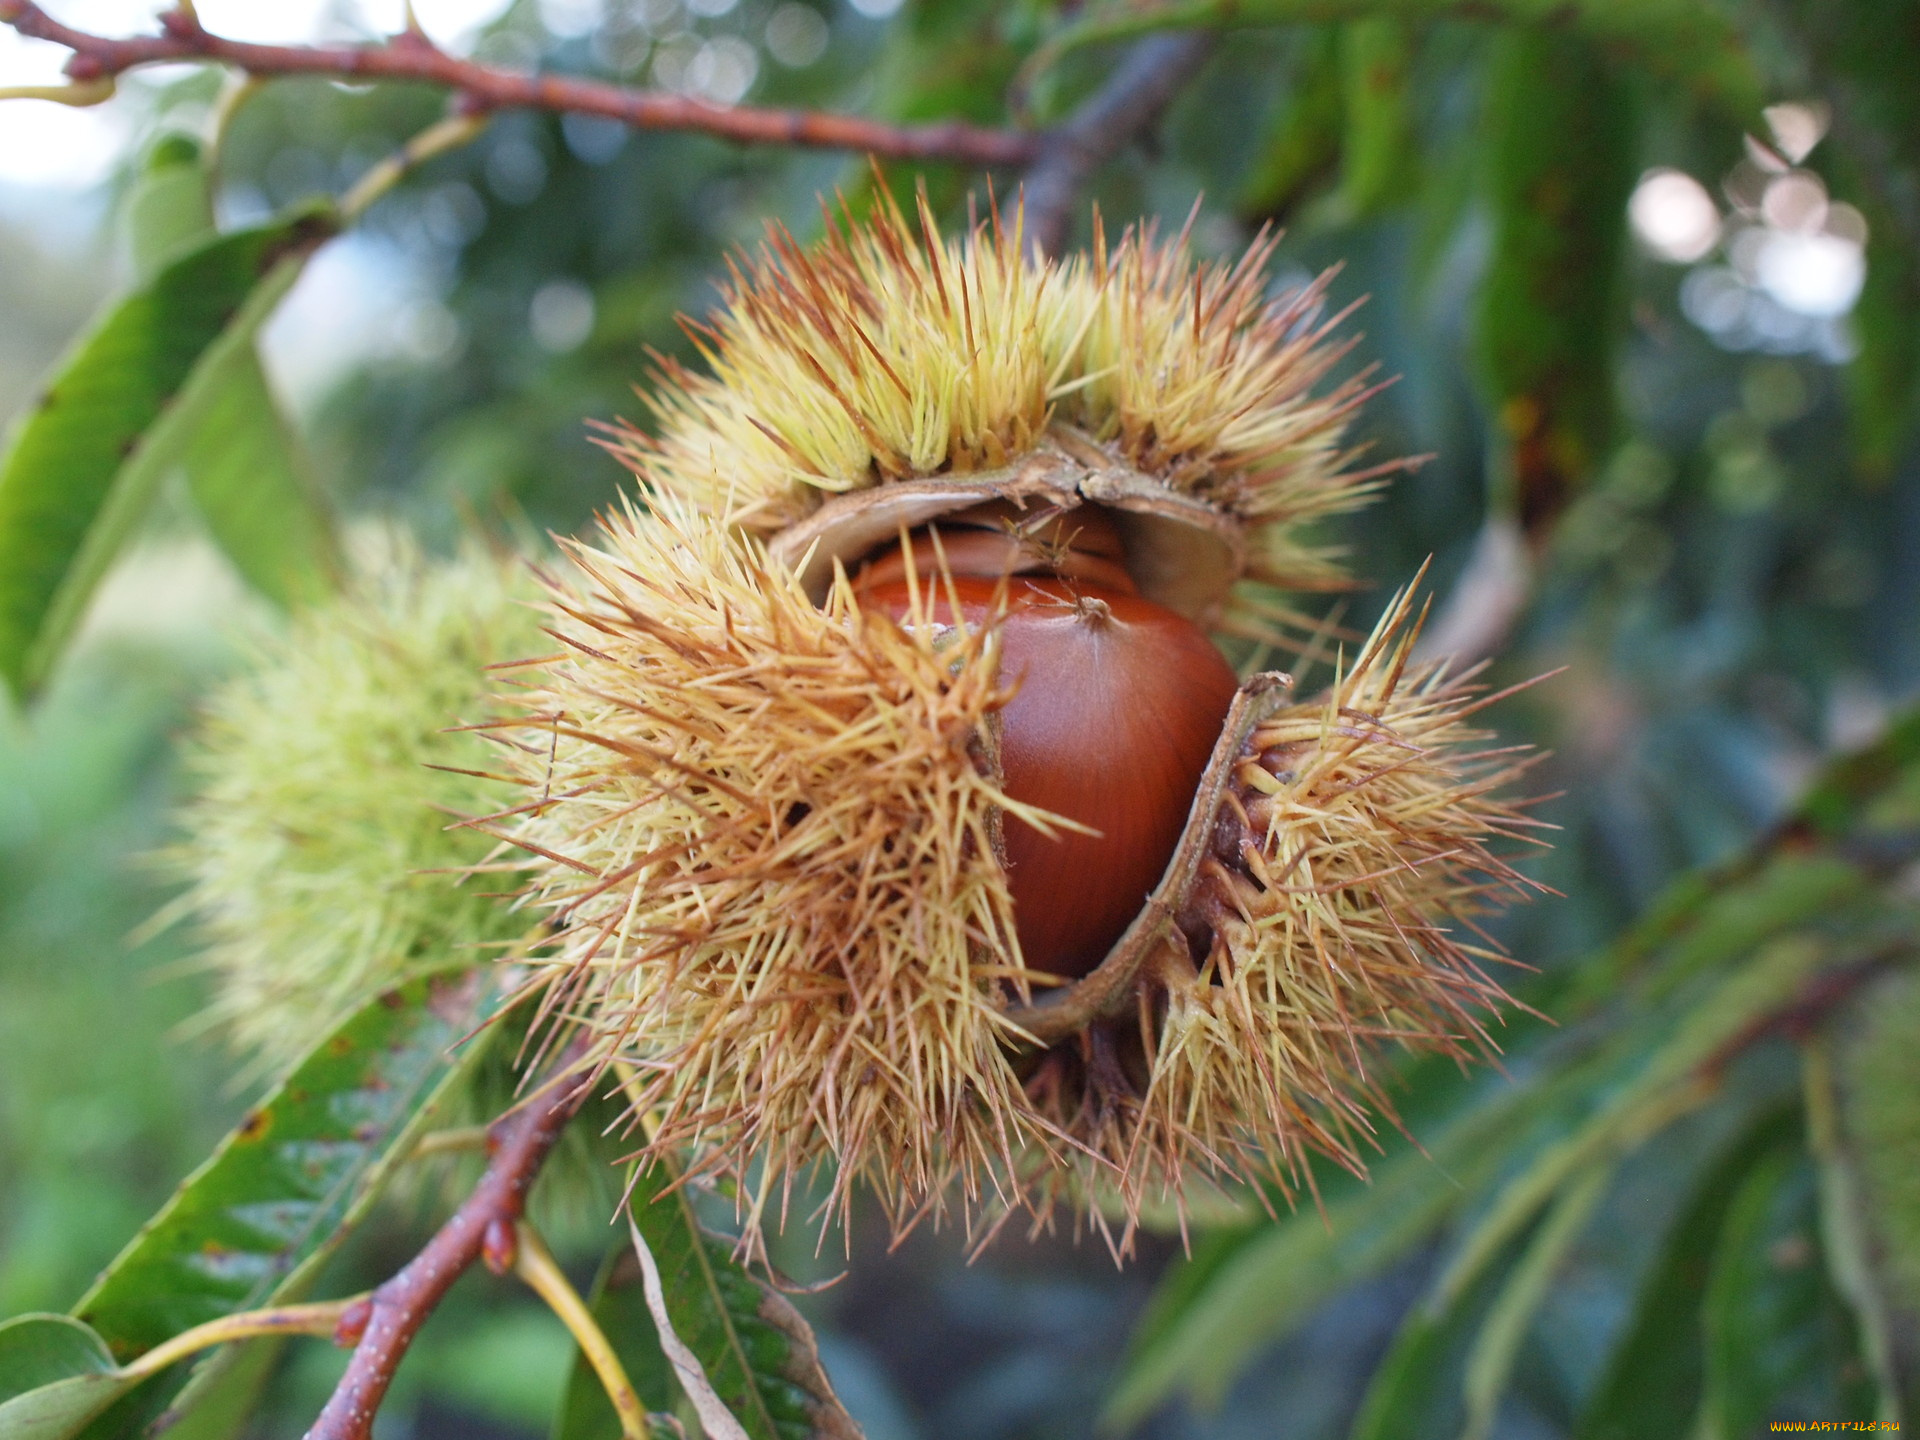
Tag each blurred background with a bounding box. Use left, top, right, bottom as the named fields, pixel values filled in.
left=1, top=1, right=1915, bottom=1437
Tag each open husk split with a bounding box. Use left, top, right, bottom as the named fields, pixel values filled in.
left=501, top=194, right=1542, bottom=1246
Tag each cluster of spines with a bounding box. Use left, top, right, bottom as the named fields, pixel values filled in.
left=500, top=498, right=1075, bottom=1234
left=171, top=543, right=546, bottom=1077
left=1124, top=590, right=1543, bottom=1225
left=607, top=188, right=1384, bottom=594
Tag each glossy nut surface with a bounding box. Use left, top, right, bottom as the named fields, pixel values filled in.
left=858, top=574, right=1239, bottom=978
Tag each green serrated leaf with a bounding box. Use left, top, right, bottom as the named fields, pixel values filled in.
left=0, top=1316, right=130, bottom=1440
left=1350, top=937, right=1825, bottom=1440
left=1565, top=855, right=1865, bottom=1014
left=1432, top=937, right=1826, bottom=1317
left=627, top=1161, right=860, bottom=1440
left=142, top=1338, right=284, bottom=1440
left=1779, top=0, right=1920, bottom=472
left=0, top=1319, right=115, bottom=1404
left=1111, top=930, right=1834, bottom=1425
left=1104, top=1062, right=1542, bottom=1427
left=1794, top=707, right=1920, bottom=841
left=1031, top=0, right=1761, bottom=128
left=1347, top=1239, right=1516, bottom=1440
left=74, top=968, right=492, bottom=1361
left=1576, top=1105, right=1801, bottom=1440
left=1838, top=192, right=1920, bottom=478
left=0, top=207, right=336, bottom=699
left=0, top=1312, right=288, bottom=1440
left=1115, top=696, right=1920, bottom=1428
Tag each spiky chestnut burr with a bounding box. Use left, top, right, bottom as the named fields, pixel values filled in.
left=505, top=497, right=1049, bottom=1232
left=508, top=198, right=1540, bottom=1244
left=170, top=544, right=546, bottom=1076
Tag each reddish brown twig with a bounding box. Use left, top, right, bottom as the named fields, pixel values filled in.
left=1021, top=31, right=1215, bottom=257
left=1696, top=948, right=1906, bottom=1084
left=304, top=1055, right=591, bottom=1440
left=0, top=2, right=1038, bottom=167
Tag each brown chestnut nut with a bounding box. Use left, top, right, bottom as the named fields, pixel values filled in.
left=857, top=569, right=1239, bottom=980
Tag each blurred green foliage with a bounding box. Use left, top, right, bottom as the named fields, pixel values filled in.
left=1, top=0, right=1919, bottom=1436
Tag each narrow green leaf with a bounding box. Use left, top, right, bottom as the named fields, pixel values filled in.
left=1474, top=26, right=1636, bottom=536
left=1349, top=939, right=1827, bottom=1440
left=1113, top=930, right=1834, bottom=1425
left=1105, top=1062, right=1544, bottom=1427
left=1840, top=194, right=1920, bottom=477
left=1460, top=1165, right=1611, bottom=1440
left=123, top=137, right=215, bottom=285
left=1699, top=1148, right=1867, bottom=1437
left=120, top=135, right=341, bottom=609
left=1817, top=988, right=1920, bottom=1420
left=1576, top=1105, right=1801, bottom=1440
left=1030, top=0, right=1762, bottom=127
left=0, top=208, right=336, bottom=698
left=1347, top=1314, right=1456, bottom=1440
left=1347, top=1236, right=1520, bottom=1440
left=1554, top=696, right=1920, bottom=1020
left=74, top=968, right=492, bottom=1360
left=0, top=1320, right=115, bottom=1403
left=627, top=1161, right=861, bottom=1440
left=1321, top=19, right=1416, bottom=224
left=0, top=1371, right=130, bottom=1440
left=1432, top=936, right=1826, bottom=1316
left=1564, top=855, right=1865, bottom=1014
left=1779, top=0, right=1920, bottom=471
left=120, top=136, right=341, bottom=610
left=142, top=1338, right=284, bottom=1440
left=0, top=1317, right=130, bottom=1440
left=1236, top=28, right=1343, bottom=221
left=0, top=1315, right=284, bottom=1440
left=1793, top=705, right=1920, bottom=842
left=177, top=358, right=339, bottom=608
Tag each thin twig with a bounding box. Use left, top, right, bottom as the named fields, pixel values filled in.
left=0, top=2, right=1037, bottom=167
left=0, top=77, right=114, bottom=103
left=1021, top=31, right=1217, bottom=258
left=1696, top=950, right=1904, bottom=1083
left=407, top=1124, right=493, bottom=1159
left=122, top=1298, right=367, bottom=1384
left=340, top=111, right=490, bottom=219
left=304, top=1047, right=591, bottom=1440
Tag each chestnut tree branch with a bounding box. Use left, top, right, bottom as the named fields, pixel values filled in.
left=0, top=2, right=1039, bottom=167
left=1021, top=31, right=1217, bottom=258
left=1697, top=948, right=1906, bottom=1083
left=304, top=1051, right=591, bottom=1440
